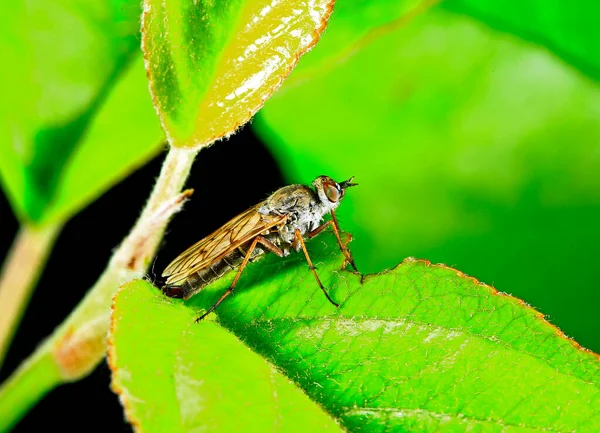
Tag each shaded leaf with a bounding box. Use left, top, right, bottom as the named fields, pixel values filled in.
left=110, top=234, right=600, bottom=432
left=0, top=0, right=164, bottom=225
left=142, top=0, right=334, bottom=148
left=254, top=2, right=600, bottom=354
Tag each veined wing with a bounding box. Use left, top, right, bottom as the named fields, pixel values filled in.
left=162, top=203, right=287, bottom=285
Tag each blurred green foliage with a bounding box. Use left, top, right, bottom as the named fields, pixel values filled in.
left=0, top=0, right=163, bottom=226
left=255, top=2, right=600, bottom=353
left=446, top=0, right=600, bottom=81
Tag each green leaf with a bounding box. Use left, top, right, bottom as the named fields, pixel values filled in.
left=110, top=235, right=600, bottom=432
left=0, top=0, right=164, bottom=225
left=445, top=0, right=600, bottom=83
left=254, top=3, right=600, bottom=353
left=109, top=281, right=341, bottom=432
left=142, top=0, right=334, bottom=148
left=40, top=57, right=165, bottom=226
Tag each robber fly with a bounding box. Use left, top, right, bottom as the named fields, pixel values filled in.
left=161, top=175, right=357, bottom=321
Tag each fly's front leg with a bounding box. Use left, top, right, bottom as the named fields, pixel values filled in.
left=196, top=236, right=284, bottom=322
left=308, top=210, right=358, bottom=271
left=294, top=229, right=339, bottom=308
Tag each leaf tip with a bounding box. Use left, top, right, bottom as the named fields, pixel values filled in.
left=428, top=260, right=600, bottom=361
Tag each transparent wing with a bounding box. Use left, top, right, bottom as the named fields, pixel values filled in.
left=162, top=203, right=287, bottom=285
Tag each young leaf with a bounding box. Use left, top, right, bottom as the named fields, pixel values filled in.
left=142, top=0, right=334, bottom=148
left=0, top=0, right=164, bottom=225
left=110, top=235, right=600, bottom=432
left=254, top=3, right=600, bottom=353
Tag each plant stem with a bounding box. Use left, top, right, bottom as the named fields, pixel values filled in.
left=0, top=352, right=61, bottom=433
left=0, top=146, right=197, bottom=432
left=0, top=223, right=61, bottom=370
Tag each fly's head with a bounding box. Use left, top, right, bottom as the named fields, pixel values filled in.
left=312, top=175, right=357, bottom=211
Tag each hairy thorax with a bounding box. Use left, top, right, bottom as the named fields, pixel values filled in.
left=258, top=184, right=339, bottom=254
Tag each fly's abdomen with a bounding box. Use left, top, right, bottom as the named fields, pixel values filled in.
left=162, top=245, right=265, bottom=300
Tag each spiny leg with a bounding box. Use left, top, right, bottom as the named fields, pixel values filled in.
left=308, top=210, right=358, bottom=271
left=196, top=236, right=284, bottom=322
left=294, top=229, right=339, bottom=307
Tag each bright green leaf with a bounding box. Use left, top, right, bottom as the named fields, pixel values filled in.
left=0, top=0, right=164, bottom=225
left=445, top=0, right=600, bottom=82
left=142, top=0, right=334, bottom=148
left=109, top=281, right=341, bottom=432
left=110, top=235, right=600, bottom=432
left=254, top=3, right=600, bottom=353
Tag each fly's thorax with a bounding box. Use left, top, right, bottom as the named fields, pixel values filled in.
left=273, top=200, right=334, bottom=246
left=259, top=181, right=341, bottom=245
left=259, top=184, right=315, bottom=215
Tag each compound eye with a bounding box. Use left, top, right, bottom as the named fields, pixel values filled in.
left=324, top=182, right=340, bottom=202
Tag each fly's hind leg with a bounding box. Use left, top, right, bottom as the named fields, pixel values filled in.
left=294, top=229, right=339, bottom=308
left=196, top=235, right=284, bottom=322
left=308, top=209, right=358, bottom=272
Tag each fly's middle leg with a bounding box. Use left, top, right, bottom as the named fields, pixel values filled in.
left=196, top=235, right=284, bottom=322
left=294, top=229, right=339, bottom=308
left=308, top=210, right=358, bottom=271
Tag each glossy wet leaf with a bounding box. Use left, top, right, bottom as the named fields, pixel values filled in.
left=254, top=2, right=600, bottom=355
left=142, top=0, right=333, bottom=148
left=110, top=235, right=600, bottom=432
left=0, top=1, right=164, bottom=225
left=445, top=0, right=600, bottom=82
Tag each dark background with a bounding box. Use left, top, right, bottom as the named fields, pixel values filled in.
left=0, top=127, right=283, bottom=432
